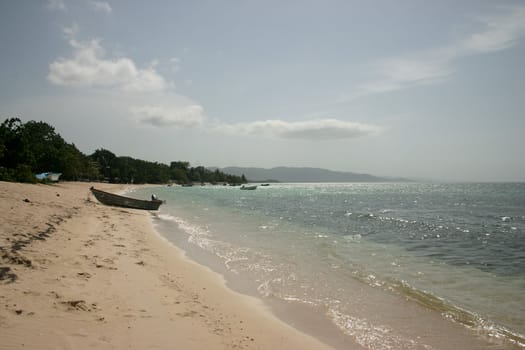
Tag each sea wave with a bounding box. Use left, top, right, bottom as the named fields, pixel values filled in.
left=352, top=271, right=525, bottom=348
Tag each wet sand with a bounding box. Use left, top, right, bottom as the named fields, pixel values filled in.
left=0, top=181, right=334, bottom=349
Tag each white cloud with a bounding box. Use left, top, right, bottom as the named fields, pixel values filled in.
left=90, top=1, right=112, bottom=14
left=47, top=0, right=66, bottom=11
left=48, top=39, right=170, bottom=92
left=62, top=23, right=79, bottom=39
left=360, top=56, right=451, bottom=94
left=130, top=103, right=380, bottom=139
left=355, top=5, right=525, bottom=97
left=131, top=105, right=380, bottom=140
left=132, top=104, right=206, bottom=127
left=170, top=57, right=181, bottom=73
left=460, top=6, right=525, bottom=53
left=216, top=119, right=381, bottom=140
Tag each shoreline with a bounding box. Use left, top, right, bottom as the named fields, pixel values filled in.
left=150, top=211, right=354, bottom=349
left=146, top=184, right=524, bottom=350
left=0, top=181, right=334, bottom=349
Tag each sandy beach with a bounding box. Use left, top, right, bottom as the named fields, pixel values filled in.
left=0, top=181, right=335, bottom=350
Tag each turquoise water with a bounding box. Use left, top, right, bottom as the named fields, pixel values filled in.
left=132, top=183, right=525, bottom=349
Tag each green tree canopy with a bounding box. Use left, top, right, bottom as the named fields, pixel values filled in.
left=0, top=118, right=97, bottom=182
left=1, top=117, right=246, bottom=185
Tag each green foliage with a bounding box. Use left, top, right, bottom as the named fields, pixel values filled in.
left=86, top=152, right=244, bottom=185
left=0, top=117, right=97, bottom=182
left=90, top=149, right=117, bottom=181
left=178, top=165, right=243, bottom=185
left=0, top=117, right=245, bottom=185
left=14, top=164, right=37, bottom=183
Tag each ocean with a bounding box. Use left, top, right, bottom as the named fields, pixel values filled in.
left=131, top=182, right=525, bottom=349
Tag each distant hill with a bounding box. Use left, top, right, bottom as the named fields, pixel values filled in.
left=219, top=166, right=407, bottom=183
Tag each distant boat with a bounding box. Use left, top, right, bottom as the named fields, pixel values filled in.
left=260, top=183, right=270, bottom=186
left=35, top=172, right=62, bottom=182
left=240, top=185, right=257, bottom=190
left=90, top=187, right=163, bottom=210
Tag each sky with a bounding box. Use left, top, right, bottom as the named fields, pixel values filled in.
left=1, top=0, right=524, bottom=182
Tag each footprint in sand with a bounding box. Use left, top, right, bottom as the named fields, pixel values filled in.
left=177, top=310, right=198, bottom=318
left=77, top=272, right=92, bottom=279
left=59, top=300, right=99, bottom=312
left=102, top=258, right=115, bottom=264
left=0, top=266, right=17, bottom=283
left=84, top=240, right=96, bottom=247
left=94, top=263, right=117, bottom=270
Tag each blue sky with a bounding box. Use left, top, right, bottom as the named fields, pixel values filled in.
left=1, top=1, right=524, bottom=181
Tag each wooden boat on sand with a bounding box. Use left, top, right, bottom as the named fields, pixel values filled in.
left=90, top=187, right=163, bottom=210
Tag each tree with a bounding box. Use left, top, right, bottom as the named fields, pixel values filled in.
left=170, top=161, right=190, bottom=171
left=20, top=120, right=65, bottom=173
left=90, top=149, right=117, bottom=181
left=0, top=118, right=244, bottom=185
left=0, top=118, right=100, bottom=182
left=0, top=118, right=31, bottom=170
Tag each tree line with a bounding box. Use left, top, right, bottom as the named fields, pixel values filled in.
left=0, top=118, right=246, bottom=185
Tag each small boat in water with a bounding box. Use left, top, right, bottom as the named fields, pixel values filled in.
left=90, top=187, right=163, bottom=210
left=240, top=185, right=257, bottom=190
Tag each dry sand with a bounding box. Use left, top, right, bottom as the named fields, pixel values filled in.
left=0, top=181, right=335, bottom=350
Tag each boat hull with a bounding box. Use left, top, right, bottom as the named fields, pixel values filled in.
left=90, top=187, right=163, bottom=210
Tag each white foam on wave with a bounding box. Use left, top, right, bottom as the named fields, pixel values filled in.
left=256, top=274, right=311, bottom=303
left=156, top=212, right=182, bottom=223
left=327, top=308, right=433, bottom=350
left=159, top=214, right=283, bottom=277
left=343, top=234, right=362, bottom=242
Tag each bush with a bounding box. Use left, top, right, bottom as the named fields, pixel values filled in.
left=0, top=167, right=15, bottom=182
left=14, top=164, right=37, bottom=183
